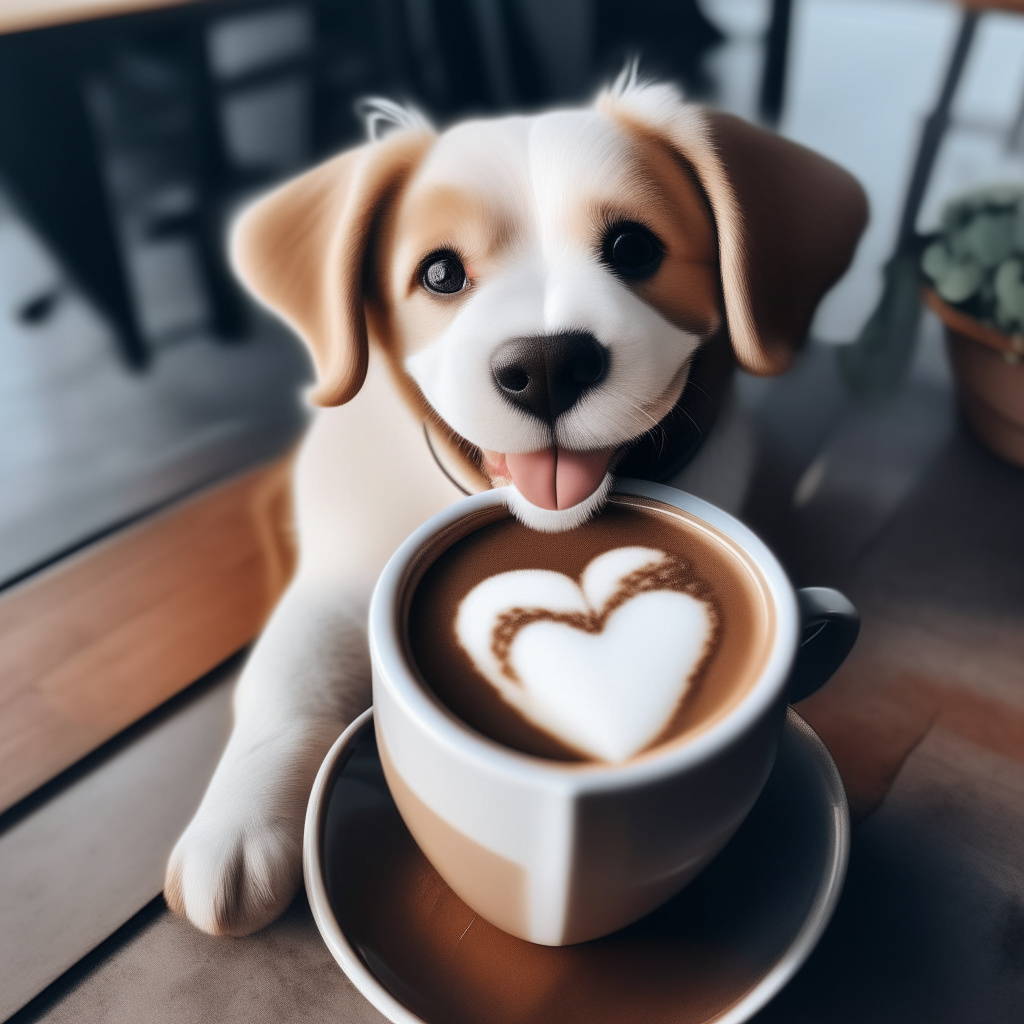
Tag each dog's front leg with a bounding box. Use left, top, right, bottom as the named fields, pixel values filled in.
left=164, top=573, right=371, bottom=936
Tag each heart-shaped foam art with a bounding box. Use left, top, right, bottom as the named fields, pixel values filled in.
left=455, top=547, right=716, bottom=762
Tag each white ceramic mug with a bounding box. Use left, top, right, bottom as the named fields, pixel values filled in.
left=369, top=479, right=857, bottom=946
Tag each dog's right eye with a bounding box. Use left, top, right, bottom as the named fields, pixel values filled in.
left=602, top=222, right=664, bottom=281
left=420, top=252, right=467, bottom=295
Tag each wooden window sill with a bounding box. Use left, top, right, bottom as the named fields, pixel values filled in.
left=0, top=459, right=294, bottom=814
left=0, top=1, right=194, bottom=36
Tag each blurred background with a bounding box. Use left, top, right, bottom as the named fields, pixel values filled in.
left=1, top=0, right=1022, bottom=591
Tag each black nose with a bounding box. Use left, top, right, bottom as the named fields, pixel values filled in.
left=491, top=332, right=609, bottom=423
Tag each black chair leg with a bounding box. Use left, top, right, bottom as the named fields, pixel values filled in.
left=759, top=0, right=792, bottom=127
left=894, top=9, right=980, bottom=251
left=839, top=10, right=982, bottom=403
left=186, top=28, right=250, bottom=341
left=0, top=35, right=148, bottom=367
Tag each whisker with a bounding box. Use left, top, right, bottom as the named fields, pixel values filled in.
left=622, top=397, right=670, bottom=456
left=684, top=377, right=712, bottom=399
left=624, top=397, right=664, bottom=433
left=675, top=404, right=703, bottom=440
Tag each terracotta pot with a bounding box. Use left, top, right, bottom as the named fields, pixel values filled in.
left=923, top=288, right=1024, bottom=468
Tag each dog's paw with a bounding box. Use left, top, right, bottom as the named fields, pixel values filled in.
left=164, top=733, right=312, bottom=937
left=165, top=804, right=302, bottom=937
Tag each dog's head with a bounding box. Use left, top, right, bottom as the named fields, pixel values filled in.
left=232, top=78, right=866, bottom=531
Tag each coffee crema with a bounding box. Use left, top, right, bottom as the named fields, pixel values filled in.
left=407, top=495, right=774, bottom=763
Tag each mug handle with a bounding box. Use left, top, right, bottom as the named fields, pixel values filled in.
left=788, top=587, right=860, bottom=703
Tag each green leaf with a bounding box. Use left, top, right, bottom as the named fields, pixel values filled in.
left=995, top=258, right=1024, bottom=326
left=921, top=242, right=950, bottom=282
left=936, top=260, right=983, bottom=303
left=961, top=211, right=1015, bottom=268
left=1014, top=203, right=1024, bottom=253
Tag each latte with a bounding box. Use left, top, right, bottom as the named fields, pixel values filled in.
left=407, top=495, right=774, bottom=763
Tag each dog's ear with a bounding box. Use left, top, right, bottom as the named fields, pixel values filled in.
left=230, top=130, right=434, bottom=405
left=604, top=84, right=867, bottom=375
left=699, top=110, right=869, bottom=374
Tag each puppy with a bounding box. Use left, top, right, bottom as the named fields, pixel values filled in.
left=165, top=71, right=866, bottom=936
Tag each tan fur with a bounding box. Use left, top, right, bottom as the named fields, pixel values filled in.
left=602, top=97, right=762, bottom=371
left=381, top=180, right=526, bottom=369
left=611, top=129, right=721, bottom=336
left=364, top=179, right=492, bottom=488
left=604, top=96, right=867, bottom=375
left=230, top=129, right=435, bottom=406
left=163, top=857, right=185, bottom=919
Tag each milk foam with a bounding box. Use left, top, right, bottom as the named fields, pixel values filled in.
left=454, top=547, right=714, bottom=762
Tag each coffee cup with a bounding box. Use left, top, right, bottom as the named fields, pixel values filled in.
left=369, top=479, right=857, bottom=946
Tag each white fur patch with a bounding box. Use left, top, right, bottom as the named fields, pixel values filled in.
left=503, top=473, right=613, bottom=532
left=356, top=96, right=432, bottom=140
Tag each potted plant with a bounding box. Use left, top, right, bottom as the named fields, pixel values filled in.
left=921, top=185, right=1024, bottom=467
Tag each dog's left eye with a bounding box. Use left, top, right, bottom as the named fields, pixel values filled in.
left=420, top=251, right=467, bottom=295
left=602, top=222, right=664, bottom=281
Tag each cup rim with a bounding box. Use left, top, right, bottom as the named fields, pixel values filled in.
left=369, top=479, right=799, bottom=791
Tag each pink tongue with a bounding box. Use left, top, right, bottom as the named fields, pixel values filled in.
left=505, top=449, right=613, bottom=511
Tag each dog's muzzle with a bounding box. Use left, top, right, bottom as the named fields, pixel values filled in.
left=487, top=331, right=615, bottom=525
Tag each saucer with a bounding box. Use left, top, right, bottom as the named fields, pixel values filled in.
left=304, top=708, right=849, bottom=1024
